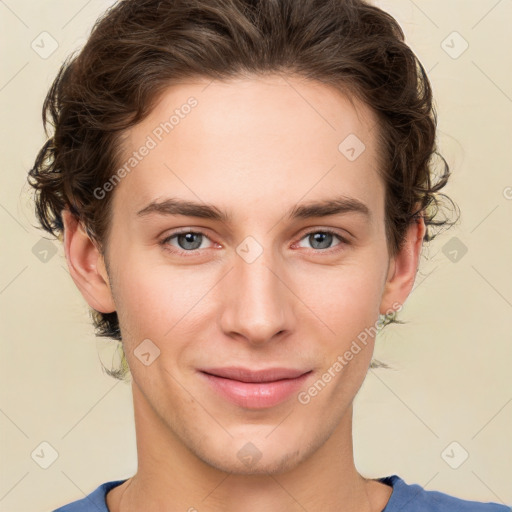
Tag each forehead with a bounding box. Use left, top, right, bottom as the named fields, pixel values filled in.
left=112, top=74, right=384, bottom=223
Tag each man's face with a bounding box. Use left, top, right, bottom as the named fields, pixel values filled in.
left=101, top=75, right=398, bottom=474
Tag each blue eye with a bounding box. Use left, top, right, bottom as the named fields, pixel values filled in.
left=161, top=231, right=213, bottom=253
left=160, top=228, right=349, bottom=257
left=298, top=230, right=345, bottom=251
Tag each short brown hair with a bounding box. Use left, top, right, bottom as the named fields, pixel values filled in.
left=28, top=0, right=459, bottom=378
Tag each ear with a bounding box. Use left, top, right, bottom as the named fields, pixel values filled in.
left=379, top=215, right=426, bottom=315
left=61, top=208, right=116, bottom=313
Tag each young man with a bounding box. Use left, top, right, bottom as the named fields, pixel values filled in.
left=28, top=0, right=510, bottom=511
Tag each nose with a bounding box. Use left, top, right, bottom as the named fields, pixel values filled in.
left=218, top=244, right=294, bottom=346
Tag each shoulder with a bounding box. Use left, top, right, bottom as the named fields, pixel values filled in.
left=52, top=480, right=127, bottom=512
left=380, top=474, right=511, bottom=512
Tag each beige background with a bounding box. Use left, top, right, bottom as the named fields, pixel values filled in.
left=1, top=0, right=511, bottom=510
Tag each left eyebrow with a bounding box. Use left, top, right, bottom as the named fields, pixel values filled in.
left=286, top=196, right=372, bottom=223
left=135, top=195, right=372, bottom=223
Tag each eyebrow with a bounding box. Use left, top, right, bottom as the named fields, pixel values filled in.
left=136, top=195, right=372, bottom=223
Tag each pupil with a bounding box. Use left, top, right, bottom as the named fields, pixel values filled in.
left=179, top=233, right=202, bottom=250
left=312, top=232, right=331, bottom=249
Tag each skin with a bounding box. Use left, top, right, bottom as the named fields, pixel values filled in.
left=62, top=74, right=426, bottom=512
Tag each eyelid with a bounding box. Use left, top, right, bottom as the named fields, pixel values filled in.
left=296, top=226, right=351, bottom=243
left=292, top=228, right=350, bottom=251
left=160, top=228, right=217, bottom=254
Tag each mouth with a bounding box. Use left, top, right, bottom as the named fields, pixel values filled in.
left=197, top=367, right=313, bottom=409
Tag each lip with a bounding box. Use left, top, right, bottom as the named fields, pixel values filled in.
left=198, top=367, right=313, bottom=409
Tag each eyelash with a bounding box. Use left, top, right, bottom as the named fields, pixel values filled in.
left=159, top=228, right=350, bottom=257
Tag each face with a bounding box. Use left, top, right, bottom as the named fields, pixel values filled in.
left=68, top=74, right=420, bottom=475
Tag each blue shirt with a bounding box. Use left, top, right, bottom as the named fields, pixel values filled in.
left=53, top=474, right=511, bottom=511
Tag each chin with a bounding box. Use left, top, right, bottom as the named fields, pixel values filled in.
left=197, top=445, right=304, bottom=476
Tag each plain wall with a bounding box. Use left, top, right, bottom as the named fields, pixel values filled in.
left=1, top=0, right=511, bottom=510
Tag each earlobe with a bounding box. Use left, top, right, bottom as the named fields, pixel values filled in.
left=379, top=215, right=426, bottom=315
left=62, top=209, right=116, bottom=314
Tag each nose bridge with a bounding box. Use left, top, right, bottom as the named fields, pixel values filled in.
left=219, top=237, right=291, bottom=344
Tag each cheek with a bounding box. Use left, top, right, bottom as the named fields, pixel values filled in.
left=299, top=260, right=386, bottom=335
left=112, top=254, right=219, bottom=339
left=296, top=256, right=387, bottom=391
left=306, top=269, right=383, bottom=405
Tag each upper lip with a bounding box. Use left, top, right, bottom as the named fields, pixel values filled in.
left=199, top=367, right=311, bottom=383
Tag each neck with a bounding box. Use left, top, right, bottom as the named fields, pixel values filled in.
left=108, top=382, right=390, bottom=512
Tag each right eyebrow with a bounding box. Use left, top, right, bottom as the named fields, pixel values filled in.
left=136, top=197, right=229, bottom=222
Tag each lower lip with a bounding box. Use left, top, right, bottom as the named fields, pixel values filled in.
left=199, top=371, right=312, bottom=409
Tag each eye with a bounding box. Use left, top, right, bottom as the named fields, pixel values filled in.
left=160, top=230, right=215, bottom=255
left=295, top=229, right=349, bottom=252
